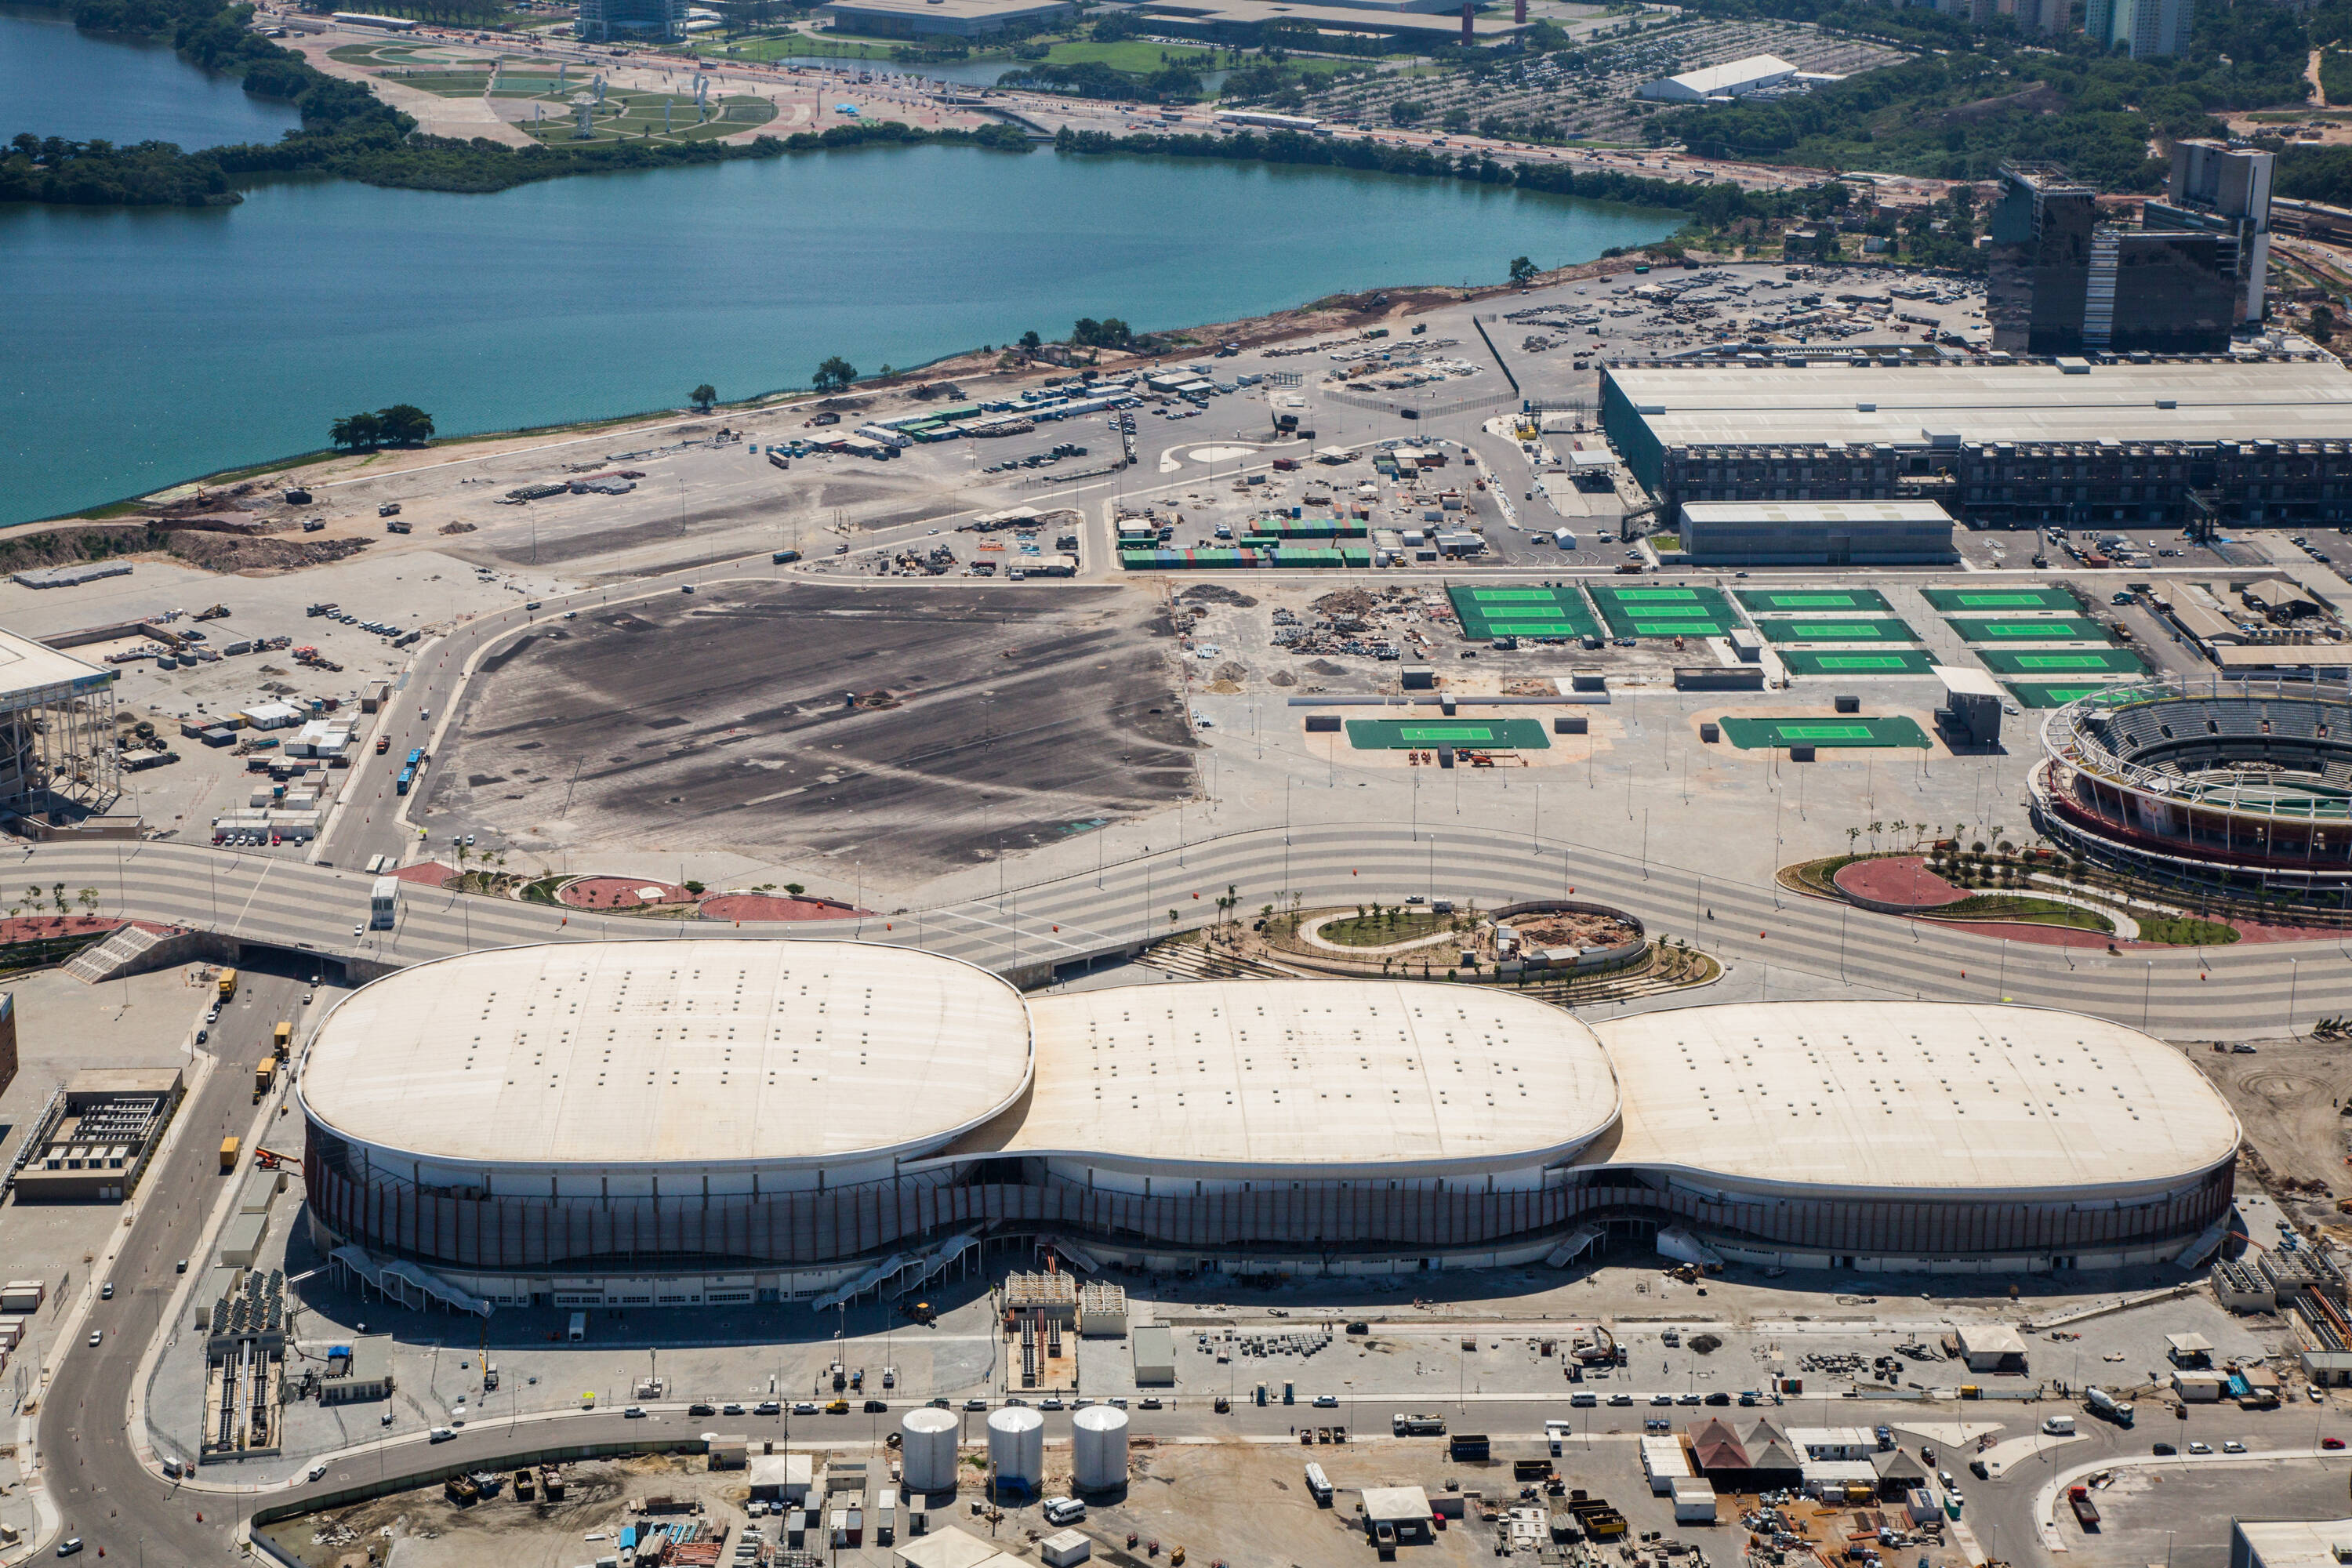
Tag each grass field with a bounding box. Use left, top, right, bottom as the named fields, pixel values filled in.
left=1777, top=648, right=1939, bottom=676
left=1978, top=647, right=2149, bottom=676
left=1318, top=911, right=1447, bottom=947
left=1719, top=715, right=1931, bottom=750
left=516, top=89, right=778, bottom=144
left=1734, top=587, right=1893, bottom=614
left=1945, top=615, right=2118, bottom=644
left=1752, top=617, right=1918, bottom=644
left=2005, top=680, right=2121, bottom=708
left=1447, top=585, right=1597, bottom=641
left=1922, top=586, right=2080, bottom=613
left=1345, top=718, right=1552, bottom=750
left=1587, top=583, right=1737, bottom=639
left=1929, top=894, right=2112, bottom=932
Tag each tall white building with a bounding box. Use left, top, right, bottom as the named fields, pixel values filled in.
left=2085, top=0, right=2191, bottom=56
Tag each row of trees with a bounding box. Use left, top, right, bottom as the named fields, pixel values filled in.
left=328, top=404, right=434, bottom=451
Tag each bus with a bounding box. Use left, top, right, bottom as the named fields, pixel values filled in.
left=217, top=967, right=238, bottom=1000
left=405, top=748, right=424, bottom=769
left=395, top=768, right=413, bottom=796
left=1304, top=1463, right=1333, bottom=1505
left=365, top=854, right=390, bottom=875
left=371, top=875, right=398, bottom=931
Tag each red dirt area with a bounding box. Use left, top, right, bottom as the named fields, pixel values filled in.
left=559, top=876, right=692, bottom=909
left=2224, top=920, right=2346, bottom=945
left=1929, top=919, right=2119, bottom=949
left=389, top=862, right=458, bottom=888
left=1833, top=855, right=1967, bottom=911
left=0, top=915, right=127, bottom=943
left=698, top=894, right=869, bottom=923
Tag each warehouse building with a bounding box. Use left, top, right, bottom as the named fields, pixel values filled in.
left=1676, top=499, right=1955, bottom=565
left=815, top=0, right=1074, bottom=36
left=297, top=948, right=2241, bottom=1305
left=1600, top=355, right=2352, bottom=528
left=1637, top=53, right=1798, bottom=102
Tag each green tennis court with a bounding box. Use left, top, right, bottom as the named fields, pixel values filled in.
left=1447, top=585, right=1598, bottom=641
left=1922, top=586, right=2080, bottom=612
left=1947, top=615, right=2119, bottom=644
left=1719, top=715, right=1933, bottom=750
left=1735, top=588, right=1893, bottom=613
left=1777, top=648, right=1939, bottom=675
left=2006, top=681, right=2122, bottom=708
left=1588, top=583, right=1738, bottom=638
left=1754, top=617, right=1918, bottom=644
left=1345, top=718, right=1552, bottom=750
left=1979, top=646, right=2149, bottom=675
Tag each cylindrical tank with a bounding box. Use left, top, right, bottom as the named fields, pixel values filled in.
left=1072, top=1405, right=1129, bottom=1490
left=901, top=1407, right=960, bottom=1493
left=987, top=1406, right=1044, bottom=1490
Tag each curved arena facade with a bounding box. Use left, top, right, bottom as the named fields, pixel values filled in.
left=299, top=942, right=2240, bottom=1308
left=2035, top=678, right=2352, bottom=890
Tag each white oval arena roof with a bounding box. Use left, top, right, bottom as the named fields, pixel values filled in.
left=992, top=980, right=1620, bottom=1174
left=1592, top=1000, right=2239, bottom=1198
left=299, top=942, right=1031, bottom=1170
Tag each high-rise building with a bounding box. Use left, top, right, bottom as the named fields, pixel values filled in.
left=1989, top=164, right=2097, bottom=354
left=577, top=0, right=685, bottom=42
left=2144, top=140, right=2274, bottom=325
left=1991, top=162, right=2239, bottom=355
left=2084, top=0, right=2191, bottom=56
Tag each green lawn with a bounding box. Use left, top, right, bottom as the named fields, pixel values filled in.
left=1039, top=39, right=1217, bottom=71
left=2139, top=914, right=2241, bottom=946
left=517, top=89, right=778, bottom=143
left=1931, top=895, right=2112, bottom=932
left=1319, top=913, right=1447, bottom=947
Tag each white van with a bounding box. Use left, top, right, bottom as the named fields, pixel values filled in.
left=1043, top=1498, right=1086, bottom=1526
left=568, top=1312, right=587, bottom=1342
left=2041, top=1414, right=2076, bottom=1436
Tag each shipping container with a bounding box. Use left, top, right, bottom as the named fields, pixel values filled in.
left=220, top=1137, right=240, bottom=1173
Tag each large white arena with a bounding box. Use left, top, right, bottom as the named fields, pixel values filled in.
left=296, top=942, right=2241, bottom=1310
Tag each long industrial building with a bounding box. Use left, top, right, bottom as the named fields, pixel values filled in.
left=296, top=942, right=2239, bottom=1308
left=1601, top=354, right=2352, bottom=530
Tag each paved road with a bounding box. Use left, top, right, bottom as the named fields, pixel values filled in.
left=31, top=969, right=307, bottom=1567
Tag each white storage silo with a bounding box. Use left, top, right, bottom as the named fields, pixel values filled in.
left=1071, top=1404, right=1129, bottom=1490
left=901, top=1407, right=960, bottom=1494
left=987, top=1405, right=1045, bottom=1490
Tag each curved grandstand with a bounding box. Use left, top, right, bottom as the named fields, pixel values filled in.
left=298, top=942, right=2239, bottom=1305
left=2034, top=677, right=2352, bottom=888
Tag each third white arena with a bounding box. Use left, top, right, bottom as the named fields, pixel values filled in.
left=296, top=942, right=2239, bottom=1308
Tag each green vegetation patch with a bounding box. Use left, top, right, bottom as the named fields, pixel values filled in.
left=1926, top=894, right=2113, bottom=932
left=1978, top=646, right=2149, bottom=676
left=1587, top=583, right=1737, bottom=639
left=2139, top=914, right=2241, bottom=946
left=1719, top=715, right=1931, bottom=750
left=1922, top=585, right=2079, bottom=612
left=1777, top=648, right=1939, bottom=676
left=1317, top=911, right=1448, bottom=946
left=1735, top=587, right=1893, bottom=614
left=1752, top=617, right=1918, bottom=644
left=1946, top=615, right=2119, bottom=643
left=1345, top=718, right=1552, bottom=750
left=517, top=89, right=779, bottom=145
left=1447, top=584, right=1596, bottom=641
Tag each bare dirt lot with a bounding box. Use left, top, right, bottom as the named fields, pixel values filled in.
left=2193, top=1035, right=2352, bottom=1225
left=426, top=581, right=1194, bottom=884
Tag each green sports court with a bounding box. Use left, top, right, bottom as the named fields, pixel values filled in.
left=1947, top=615, right=2119, bottom=644
left=2005, top=681, right=2122, bottom=708
left=1734, top=588, right=1894, bottom=614
left=1718, top=716, right=1933, bottom=750
left=1776, top=648, right=1939, bottom=676
left=1587, top=583, right=1739, bottom=639
left=1345, top=718, right=1553, bottom=750
left=1447, top=586, right=1599, bottom=641
left=1922, top=586, right=2081, bottom=612
left=1753, top=617, right=1918, bottom=644
left=1977, top=646, right=2150, bottom=675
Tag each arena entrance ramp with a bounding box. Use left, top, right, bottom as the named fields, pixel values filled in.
left=813, top=1229, right=982, bottom=1313
left=1546, top=1225, right=1605, bottom=1268
left=329, top=1243, right=492, bottom=1316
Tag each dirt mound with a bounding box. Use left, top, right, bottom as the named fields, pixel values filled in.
left=1313, top=588, right=1377, bottom=615
left=1268, top=670, right=1297, bottom=688
left=1511, top=909, right=1641, bottom=949
left=1181, top=584, right=1258, bottom=608
left=440, top=521, right=478, bottom=535
left=0, top=520, right=368, bottom=576
left=1214, top=661, right=1247, bottom=683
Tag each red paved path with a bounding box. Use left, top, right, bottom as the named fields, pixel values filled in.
left=1832, top=855, right=1966, bottom=910
left=699, top=894, right=868, bottom=923
left=560, top=876, right=693, bottom=909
